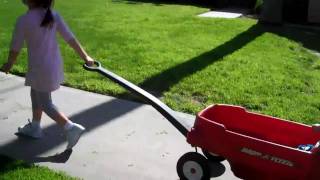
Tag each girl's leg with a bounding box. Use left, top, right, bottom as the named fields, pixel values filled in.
left=36, top=91, right=69, bottom=126
left=32, top=109, right=43, bottom=121
left=36, top=90, right=85, bottom=149
left=31, top=89, right=43, bottom=129
left=31, top=89, right=42, bottom=122
left=17, top=89, right=44, bottom=138
left=50, top=110, right=71, bottom=127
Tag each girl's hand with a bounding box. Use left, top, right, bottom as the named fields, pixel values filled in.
left=1, top=62, right=13, bottom=74
left=2, top=51, right=19, bottom=74
left=85, top=56, right=95, bottom=66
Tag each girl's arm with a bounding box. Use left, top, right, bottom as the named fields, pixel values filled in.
left=56, top=13, right=94, bottom=66
left=67, top=38, right=94, bottom=66
left=1, top=50, right=19, bottom=73
left=1, top=16, right=24, bottom=74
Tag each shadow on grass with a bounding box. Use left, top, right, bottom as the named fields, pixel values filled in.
left=0, top=150, right=72, bottom=171
left=140, top=23, right=265, bottom=95
left=266, top=25, right=320, bottom=53
left=114, top=0, right=214, bottom=9
left=0, top=154, right=31, bottom=172
left=139, top=23, right=320, bottom=96
left=120, top=0, right=256, bottom=10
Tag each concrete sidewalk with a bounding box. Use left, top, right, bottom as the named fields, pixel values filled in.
left=0, top=72, right=239, bottom=180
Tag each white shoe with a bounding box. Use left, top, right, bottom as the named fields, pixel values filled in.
left=66, top=123, right=85, bottom=149
left=17, top=120, right=43, bottom=139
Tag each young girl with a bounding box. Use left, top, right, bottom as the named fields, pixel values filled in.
left=1, top=0, right=94, bottom=150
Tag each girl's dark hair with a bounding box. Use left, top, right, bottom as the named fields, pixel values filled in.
left=33, top=0, right=55, bottom=28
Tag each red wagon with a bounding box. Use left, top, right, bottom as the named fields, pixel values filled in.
left=85, top=62, right=320, bottom=180
left=178, top=104, right=320, bottom=180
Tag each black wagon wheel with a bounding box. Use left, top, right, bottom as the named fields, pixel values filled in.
left=202, top=149, right=226, bottom=162
left=177, top=152, right=210, bottom=180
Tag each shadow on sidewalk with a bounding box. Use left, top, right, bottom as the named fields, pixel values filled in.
left=29, top=149, right=73, bottom=163
left=0, top=98, right=141, bottom=163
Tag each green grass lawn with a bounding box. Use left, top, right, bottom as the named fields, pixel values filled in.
left=0, top=155, right=79, bottom=180
left=1, top=0, right=320, bottom=124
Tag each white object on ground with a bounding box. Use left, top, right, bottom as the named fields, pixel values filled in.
left=198, top=11, right=243, bottom=18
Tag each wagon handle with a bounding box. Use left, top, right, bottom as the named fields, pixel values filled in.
left=83, top=61, right=102, bottom=72
left=82, top=60, right=189, bottom=137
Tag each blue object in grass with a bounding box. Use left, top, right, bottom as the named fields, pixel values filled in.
left=298, top=144, right=314, bottom=151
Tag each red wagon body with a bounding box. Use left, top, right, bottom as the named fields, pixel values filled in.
left=187, top=104, right=320, bottom=180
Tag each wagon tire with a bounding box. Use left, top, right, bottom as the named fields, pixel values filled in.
left=176, top=152, right=210, bottom=180
left=202, top=150, right=226, bottom=162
